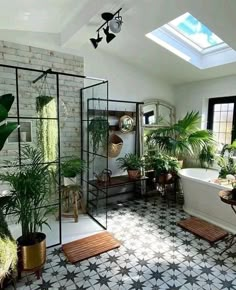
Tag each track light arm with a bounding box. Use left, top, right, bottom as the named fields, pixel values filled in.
left=96, top=8, right=122, bottom=33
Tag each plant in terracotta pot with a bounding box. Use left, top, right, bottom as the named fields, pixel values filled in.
left=149, top=152, right=180, bottom=184
left=61, top=157, right=85, bottom=186
left=117, top=153, right=143, bottom=179
left=0, top=145, right=53, bottom=277
left=146, top=111, right=214, bottom=166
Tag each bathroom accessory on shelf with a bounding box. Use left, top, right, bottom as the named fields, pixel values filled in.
left=108, top=134, right=123, bottom=158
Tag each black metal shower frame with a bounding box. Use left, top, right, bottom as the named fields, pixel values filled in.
left=0, top=63, right=106, bottom=247
left=80, top=95, right=144, bottom=230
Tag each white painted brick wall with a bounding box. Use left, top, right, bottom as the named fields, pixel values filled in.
left=0, top=41, right=84, bottom=163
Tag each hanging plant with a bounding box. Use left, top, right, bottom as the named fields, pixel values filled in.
left=88, top=116, right=109, bottom=153
left=36, top=95, right=57, bottom=162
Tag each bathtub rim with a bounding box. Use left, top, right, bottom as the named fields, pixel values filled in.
left=179, top=168, right=230, bottom=191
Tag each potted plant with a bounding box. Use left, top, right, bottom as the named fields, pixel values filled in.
left=117, top=153, right=143, bottom=179
left=217, top=156, right=236, bottom=178
left=0, top=93, right=18, bottom=286
left=0, top=145, right=52, bottom=275
left=88, top=116, right=109, bottom=153
left=61, top=157, right=85, bottom=186
left=0, top=210, right=17, bottom=289
left=146, top=111, right=214, bottom=166
left=199, top=144, right=217, bottom=169
left=148, top=152, right=180, bottom=184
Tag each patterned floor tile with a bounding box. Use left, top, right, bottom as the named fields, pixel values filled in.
left=6, top=196, right=236, bottom=290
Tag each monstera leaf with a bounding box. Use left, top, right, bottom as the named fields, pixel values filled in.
left=0, top=93, right=18, bottom=151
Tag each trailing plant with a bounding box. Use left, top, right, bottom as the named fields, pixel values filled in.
left=146, top=111, right=214, bottom=159
left=117, top=153, right=143, bottom=171
left=0, top=145, right=53, bottom=245
left=88, top=116, right=109, bottom=153
left=217, top=156, right=236, bottom=178
left=0, top=93, right=18, bottom=150
left=199, top=144, right=216, bottom=169
left=36, top=95, right=58, bottom=162
left=61, top=157, right=86, bottom=178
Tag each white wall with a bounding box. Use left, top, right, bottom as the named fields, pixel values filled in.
left=79, top=44, right=175, bottom=104
left=174, top=75, right=236, bottom=128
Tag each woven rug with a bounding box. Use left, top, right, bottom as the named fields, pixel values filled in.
left=177, top=217, right=228, bottom=243
left=62, top=231, right=120, bottom=263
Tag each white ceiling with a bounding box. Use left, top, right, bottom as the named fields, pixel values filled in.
left=0, top=0, right=236, bottom=85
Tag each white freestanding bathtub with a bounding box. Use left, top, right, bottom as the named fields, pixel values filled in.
left=179, top=168, right=236, bottom=234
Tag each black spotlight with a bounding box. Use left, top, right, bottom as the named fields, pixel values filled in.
left=90, top=32, right=103, bottom=49
left=103, top=25, right=116, bottom=43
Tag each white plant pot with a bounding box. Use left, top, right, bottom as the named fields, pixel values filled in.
left=64, top=177, right=77, bottom=186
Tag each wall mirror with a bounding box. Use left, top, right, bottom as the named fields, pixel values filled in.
left=119, top=115, right=134, bottom=133
left=142, top=100, right=175, bottom=127
left=141, top=99, right=176, bottom=154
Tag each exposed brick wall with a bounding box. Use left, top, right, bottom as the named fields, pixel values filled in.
left=0, top=41, right=84, bottom=163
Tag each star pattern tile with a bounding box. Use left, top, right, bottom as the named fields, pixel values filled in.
left=5, top=196, right=236, bottom=290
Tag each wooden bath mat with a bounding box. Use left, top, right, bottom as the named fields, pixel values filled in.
left=62, top=231, right=120, bottom=263
left=177, top=217, right=228, bottom=243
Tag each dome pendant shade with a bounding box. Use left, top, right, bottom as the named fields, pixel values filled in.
left=90, top=33, right=103, bottom=49
left=90, top=37, right=98, bottom=49
left=101, top=12, right=114, bottom=22
left=109, top=17, right=123, bottom=33
left=103, top=26, right=116, bottom=43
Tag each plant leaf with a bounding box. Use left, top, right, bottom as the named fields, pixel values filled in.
left=0, top=94, right=14, bottom=112
left=0, top=123, right=19, bottom=150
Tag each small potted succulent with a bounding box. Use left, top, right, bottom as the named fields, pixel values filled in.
left=117, top=153, right=143, bottom=179
left=61, top=158, right=85, bottom=186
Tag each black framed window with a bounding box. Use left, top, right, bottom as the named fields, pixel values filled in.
left=207, top=96, right=236, bottom=147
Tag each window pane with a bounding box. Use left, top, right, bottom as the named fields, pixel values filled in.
left=221, top=104, right=228, bottom=111
left=228, top=103, right=234, bottom=111
left=219, top=122, right=227, bottom=132
left=226, top=123, right=232, bottom=133
left=226, top=134, right=232, bottom=144
left=220, top=111, right=227, bottom=122
left=213, top=122, right=219, bottom=132
left=214, top=104, right=221, bottom=111
left=219, top=133, right=226, bottom=144
left=227, top=111, right=234, bottom=122
left=214, top=111, right=221, bottom=121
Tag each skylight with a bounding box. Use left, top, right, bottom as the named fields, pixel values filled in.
left=169, top=12, right=223, bottom=50
left=146, top=12, right=236, bottom=69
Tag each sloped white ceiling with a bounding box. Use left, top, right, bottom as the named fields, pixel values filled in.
left=0, top=0, right=236, bottom=84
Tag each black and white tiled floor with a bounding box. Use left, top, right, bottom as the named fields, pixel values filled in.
left=8, top=197, right=236, bottom=290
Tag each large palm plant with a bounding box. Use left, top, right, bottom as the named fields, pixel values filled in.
left=146, top=111, right=214, bottom=159
left=0, top=145, right=52, bottom=244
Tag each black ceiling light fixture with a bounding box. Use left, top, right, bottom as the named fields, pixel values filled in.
left=103, top=24, right=116, bottom=43
left=90, top=8, right=123, bottom=49
left=90, top=31, right=103, bottom=49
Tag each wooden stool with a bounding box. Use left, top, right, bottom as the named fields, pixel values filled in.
left=61, top=185, right=85, bottom=222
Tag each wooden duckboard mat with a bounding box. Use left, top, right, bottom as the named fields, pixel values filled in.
left=62, top=231, right=120, bottom=263
left=177, top=217, right=228, bottom=243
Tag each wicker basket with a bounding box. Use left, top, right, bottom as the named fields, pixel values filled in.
left=108, top=134, right=123, bottom=158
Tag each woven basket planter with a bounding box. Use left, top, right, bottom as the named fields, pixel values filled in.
left=108, top=134, right=123, bottom=158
